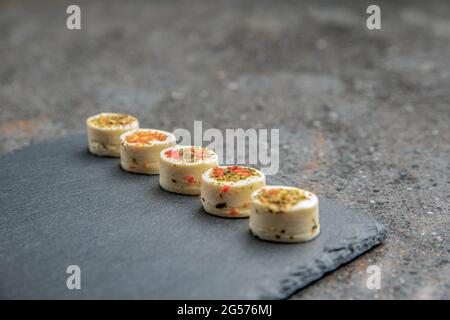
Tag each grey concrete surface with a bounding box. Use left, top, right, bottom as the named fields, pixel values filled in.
left=0, top=0, right=449, bottom=299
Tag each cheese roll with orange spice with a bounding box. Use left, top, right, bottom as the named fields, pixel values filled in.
left=159, top=146, right=218, bottom=195
left=249, top=186, right=320, bottom=243
left=201, top=166, right=266, bottom=218
left=120, top=129, right=176, bottom=174
left=87, top=112, right=139, bottom=157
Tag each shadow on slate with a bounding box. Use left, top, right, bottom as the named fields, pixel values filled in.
left=0, top=134, right=386, bottom=299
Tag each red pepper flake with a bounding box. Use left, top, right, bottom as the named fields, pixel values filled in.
left=228, top=208, right=239, bottom=216
left=229, top=166, right=251, bottom=176
left=212, top=167, right=225, bottom=178
left=185, top=175, right=196, bottom=184
left=222, top=185, right=231, bottom=193
left=164, top=149, right=172, bottom=157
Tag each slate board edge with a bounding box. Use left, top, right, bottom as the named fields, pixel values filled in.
left=256, top=174, right=388, bottom=299
left=261, top=222, right=387, bottom=299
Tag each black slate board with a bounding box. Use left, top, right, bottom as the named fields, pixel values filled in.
left=0, top=134, right=386, bottom=299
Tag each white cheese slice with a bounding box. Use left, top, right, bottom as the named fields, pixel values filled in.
left=200, top=166, right=266, bottom=218
left=159, top=146, right=219, bottom=195
left=249, top=186, right=320, bottom=243
left=87, top=113, right=139, bottom=157
left=120, top=129, right=176, bottom=174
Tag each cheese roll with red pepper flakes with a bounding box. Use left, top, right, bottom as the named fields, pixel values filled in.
left=159, top=146, right=218, bottom=195
left=87, top=112, right=139, bottom=157
left=120, top=129, right=176, bottom=175
left=201, top=166, right=266, bottom=218
left=250, top=186, right=320, bottom=243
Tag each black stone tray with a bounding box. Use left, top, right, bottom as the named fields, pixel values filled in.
left=0, top=134, right=386, bottom=299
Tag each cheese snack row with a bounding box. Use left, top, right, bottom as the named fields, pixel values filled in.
left=86, top=112, right=320, bottom=243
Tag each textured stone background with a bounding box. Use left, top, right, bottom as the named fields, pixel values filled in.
left=0, top=0, right=449, bottom=299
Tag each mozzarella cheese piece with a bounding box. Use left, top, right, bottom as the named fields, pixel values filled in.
left=159, top=146, right=219, bottom=195
left=249, top=186, right=320, bottom=243
left=120, top=129, right=176, bottom=174
left=200, top=166, right=266, bottom=218
left=87, top=113, right=139, bottom=157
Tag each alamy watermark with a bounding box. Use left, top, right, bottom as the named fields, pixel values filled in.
left=173, top=121, right=279, bottom=175
left=66, top=5, right=81, bottom=30
left=366, top=5, right=381, bottom=30
left=366, top=265, right=381, bottom=290
left=66, top=265, right=81, bottom=290
left=67, top=4, right=381, bottom=31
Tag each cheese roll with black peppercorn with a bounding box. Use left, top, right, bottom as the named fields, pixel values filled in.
left=249, top=186, right=320, bottom=243
left=159, top=146, right=218, bottom=195
left=87, top=112, right=139, bottom=157
left=201, top=166, right=266, bottom=218
left=120, top=129, right=176, bottom=174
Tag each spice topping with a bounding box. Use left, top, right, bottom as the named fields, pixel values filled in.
left=125, top=130, right=167, bottom=144
left=257, top=188, right=309, bottom=211
left=164, top=147, right=213, bottom=163
left=211, top=166, right=260, bottom=182
left=89, top=114, right=136, bottom=128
